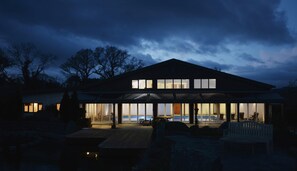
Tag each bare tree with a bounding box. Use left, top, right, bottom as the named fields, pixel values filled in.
left=7, top=43, right=54, bottom=86
left=0, top=48, right=12, bottom=82
left=93, top=46, right=143, bottom=79
left=60, top=49, right=95, bottom=81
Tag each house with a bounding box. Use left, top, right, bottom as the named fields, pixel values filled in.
left=23, top=59, right=283, bottom=125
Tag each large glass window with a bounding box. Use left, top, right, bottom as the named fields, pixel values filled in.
left=231, top=103, right=238, bottom=120
left=130, top=104, right=138, bottom=121
left=195, top=103, right=226, bottom=121
left=157, top=103, right=173, bottom=117
left=85, top=103, right=115, bottom=122
left=146, top=103, right=153, bottom=120
left=122, top=103, right=130, bottom=122
left=158, top=103, right=190, bottom=122
left=239, top=103, right=264, bottom=122
left=122, top=103, right=153, bottom=122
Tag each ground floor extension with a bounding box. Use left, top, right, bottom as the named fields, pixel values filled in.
left=84, top=102, right=280, bottom=124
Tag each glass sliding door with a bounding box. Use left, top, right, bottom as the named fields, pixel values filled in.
left=158, top=103, right=189, bottom=123
left=85, top=103, right=115, bottom=123
left=122, top=103, right=153, bottom=123
left=239, top=103, right=265, bottom=122
left=195, top=103, right=226, bottom=122
left=182, top=103, right=189, bottom=122
left=231, top=103, right=238, bottom=120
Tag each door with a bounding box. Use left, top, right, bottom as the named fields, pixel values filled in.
left=173, top=103, right=181, bottom=121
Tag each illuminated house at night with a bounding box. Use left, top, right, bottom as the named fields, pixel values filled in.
left=23, top=59, right=283, bottom=124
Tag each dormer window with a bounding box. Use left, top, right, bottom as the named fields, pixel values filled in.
left=132, top=79, right=153, bottom=89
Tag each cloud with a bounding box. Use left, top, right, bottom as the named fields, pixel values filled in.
left=232, top=55, right=297, bottom=87
left=0, top=0, right=296, bottom=86
left=238, top=53, right=264, bottom=64
left=0, top=0, right=294, bottom=53
left=187, top=59, right=233, bottom=71
left=132, top=53, right=158, bottom=66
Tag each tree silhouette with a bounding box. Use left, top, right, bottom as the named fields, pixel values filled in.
left=7, top=42, right=54, bottom=88
left=0, top=48, right=12, bottom=83
left=93, top=46, right=143, bottom=79
left=60, top=49, right=95, bottom=81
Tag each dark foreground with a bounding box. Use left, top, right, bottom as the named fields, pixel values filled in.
left=0, top=121, right=296, bottom=171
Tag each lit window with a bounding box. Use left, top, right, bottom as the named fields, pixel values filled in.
left=194, top=79, right=201, bottom=89
left=24, top=104, right=29, bottom=112
left=56, top=103, right=60, bottom=111
left=24, top=103, right=42, bottom=112
left=139, top=79, right=146, bottom=89
left=29, top=104, right=33, bottom=112
left=166, top=79, right=173, bottom=89
left=173, top=79, right=181, bottom=89
left=157, top=79, right=165, bottom=89
left=38, top=104, right=43, bottom=111
left=202, top=79, right=208, bottom=88
left=132, top=80, right=138, bottom=89
left=146, top=80, right=153, bottom=88
left=182, top=79, right=189, bottom=89
left=132, top=79, right=153, bottom=89
left=209, top=79, right=216, bottom=89
left=33, top=103, right=39, bottom=112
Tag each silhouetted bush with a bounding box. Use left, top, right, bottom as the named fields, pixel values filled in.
left=60, top=90, right=71, bottom=123
left=164, top=121, right=189, bottom=136
left=190, top=126, right=220, bottom=137
left=0, top=90, right=22, bottom=121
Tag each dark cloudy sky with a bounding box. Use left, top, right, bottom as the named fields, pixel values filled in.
left=1, top=0, right=297, bottom=87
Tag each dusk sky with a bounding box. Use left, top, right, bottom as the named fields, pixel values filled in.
left=0, top=0, right=297, bottom=87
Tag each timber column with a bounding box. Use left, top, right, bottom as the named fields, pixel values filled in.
left=118, top=103, right=122, bottom=124
left=189, top=103, right=194, bottom=124
left=153, top=102, right=158, bottom=118
left=226, top=103, right=231, bottom=122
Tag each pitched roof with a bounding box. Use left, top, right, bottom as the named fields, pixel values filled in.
left=83, top=58, right=274, bottom=91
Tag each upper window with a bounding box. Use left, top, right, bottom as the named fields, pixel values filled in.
left=132, top=79, right=153, bottom=89
left=139, top=79, right=146, bottom=89
left=173, top=79, right=182, bottom=89
left=157, top=79, right=189, bottom=89
left=194, top=79, right=216, bottom=89
left=132, top=80, right=138, bottom=89
left=182, top=79, right=189, bottom=89
left=194, top=79, right=201, bottom=89
left=209, top=79, right=216, bottom=89
left=202, top=79, right=208, bottom=88
left=24, top=103, right=42, bottom=113
left=146, top=80, right=153, bottom=88
left=165, top=79, right=173, bottom=89
left=157, top=80, right=165, bottom=89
